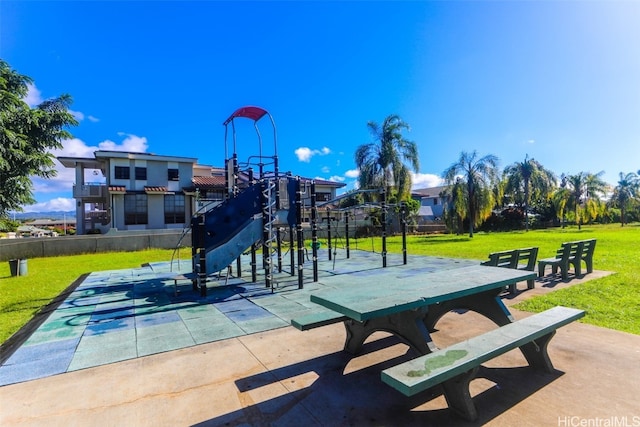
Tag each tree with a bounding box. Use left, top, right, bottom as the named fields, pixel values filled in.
left=443, top=151, right=499, bottom=237
left=609, top=171, right=640, bottom=226
left=503, top=155, right=556, bottom=230
left=0, top=60, right=77, bottom=218
left=559, top=171, right=608, bottom=229
left=354, top=114, right=419, bottom=200
left=441, top=177, right=466, bottom=235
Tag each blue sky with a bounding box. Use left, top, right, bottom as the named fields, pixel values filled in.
left=2, top=1, right=639, bottom=213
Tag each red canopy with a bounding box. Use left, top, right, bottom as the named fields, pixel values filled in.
left=223, top=106, right=268, bottom=125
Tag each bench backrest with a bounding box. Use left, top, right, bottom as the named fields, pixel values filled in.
left=482, top=250, right=518, bottom=268
left=516, top=247, right=538, bottom=271
left=482, top=247, right=538, bottom=271
left=556, top=241, right=584, bottom=260
left=580, top=239, right=596, bottom=258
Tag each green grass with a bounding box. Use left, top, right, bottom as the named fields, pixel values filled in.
left=352, top=223, right=640, bottom=335
left=1, top=223, right=638, bottom=345
left=0, top=248, right=177, bottom=344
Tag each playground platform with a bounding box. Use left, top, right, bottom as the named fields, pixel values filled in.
left=0, top=250, right=638, bottom=426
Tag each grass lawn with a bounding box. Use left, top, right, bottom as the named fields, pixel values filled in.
left=1, top=223, right=638, bottom=345
left=354, top=222, right=640, bottom=335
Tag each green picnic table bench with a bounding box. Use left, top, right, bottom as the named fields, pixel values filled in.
left=538, top=239, right=596, bottom=281
left=381, top=306, right=585, bottom=421
left=291, top=310, right=348, bottom=331
left=480, top=247, right=538, bottom=293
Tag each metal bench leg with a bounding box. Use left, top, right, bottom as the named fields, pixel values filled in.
left=526, top=278, right=535, bottom=289
left=519, top=331, right=556, bottom=373
left=441, top=366, right=480, bottom=421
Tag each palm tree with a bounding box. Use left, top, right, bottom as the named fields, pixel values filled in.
left=441, top=178, right=467, bottom=235
left=443, top=151, right=499, bottom=238
left=552, top=184, right=571, bottom=228
left=562, top=171, right=608, bottom=229
left=610, top=171, right=640, bottom=226
left=503, top=155, right=556, bottom=230
left=354, top=115, right=419, bottom=200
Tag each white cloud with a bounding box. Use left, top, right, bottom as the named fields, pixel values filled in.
left=328, top=175, right=345, bottom=182
left=321, top=166, right=330, bottom=173
left=69, top=109, right=85, bottom=121
left=345, top=169, right=360, bottom=178
left=295, top=146, right=331, bottom=162
left=411, top=172, right=444, bottom=190
left=24, top=83, right=43, bottom=107
left=101, top=133, right=148, bottom=152
left=88, top=115, right=100, bottom=122
left=527, top=139, right=535, bottom=144
left=55, top=137, right=97, bottom=158
left=22, top=198, right=76, bottom=213
left=28, top=133, right=148, bottom=207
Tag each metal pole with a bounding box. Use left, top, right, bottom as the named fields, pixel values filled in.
left=345, top=211, right=350, bottom=259
left=381, top=189, right=387, bottom=268
left=326, top=208, right=332, bottom=261
left=198, top=214, right=207, bottom=296
left=289, top=225, right=295, bottom=276
left=277, top=227, right=283, bottom=273
left=251, top=242, right=257, bottom=283
left=401, top=202, right=407, bottom=265
left=311, top=181, right=318, bottom=282
left=295, top=178, right=304, bottom=289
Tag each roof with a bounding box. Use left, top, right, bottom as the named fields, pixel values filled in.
left=108, top=186, right=127, bottom=193
left=57, top=156, right=103, bottom=169
left=300, top=177, right=347, bottom=188
left=192, top=176, right=226, bottom=187
left=412, top=185, right=449, bottom=198
left=95, top=151, right=197, bottom=164
left=144, top=186, right=169, bottom=194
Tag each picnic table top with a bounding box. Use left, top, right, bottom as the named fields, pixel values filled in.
left=311, top=265, right=536, bottom=322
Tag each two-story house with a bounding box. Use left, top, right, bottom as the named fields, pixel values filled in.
left=58, top=151, right=203, bottom=234
left=412, top=185, right=449, bottom=223
left=58, top=150, right=346, bottom=235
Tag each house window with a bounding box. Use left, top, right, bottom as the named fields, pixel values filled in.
left=135, top=167, right=147, bottom=180
left=433, top=198, right=438, bottom=205
left=114, top=166, right=130, bottom=179
left=168, top=168, right=179, bottom=181
left=316, top=192, right=331, bottom=202
left=200, top=190, right=224, bottom=201
left=164, top=194, right=185, bottom=224
left=124, top=194, right=148, bottom=225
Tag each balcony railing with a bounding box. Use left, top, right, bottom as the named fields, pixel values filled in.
left=73, top=184, right=107, bottom=199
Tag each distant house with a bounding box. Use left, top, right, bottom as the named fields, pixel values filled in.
left=58, top=151, right=204, bottom=235
left=58, top=150, right=346, bottom=235
left=412, top=185, right=449, bottom=223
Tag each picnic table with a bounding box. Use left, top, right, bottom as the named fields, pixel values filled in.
left=295, top=264, right=583, bottom=420
left=307, top=265, right=535, bottom=355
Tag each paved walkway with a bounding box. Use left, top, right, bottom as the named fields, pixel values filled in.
left=1, top=250, right=638, bottom=426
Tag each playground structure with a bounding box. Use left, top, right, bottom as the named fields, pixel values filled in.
left=189, top=106, right=409, bottom=296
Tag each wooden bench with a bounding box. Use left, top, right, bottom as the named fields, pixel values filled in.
left=481, top=247, right=539, bottom=293
left=381, top=306, right=585, bottom=421
left=538, top=241, right=585, bottom=281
